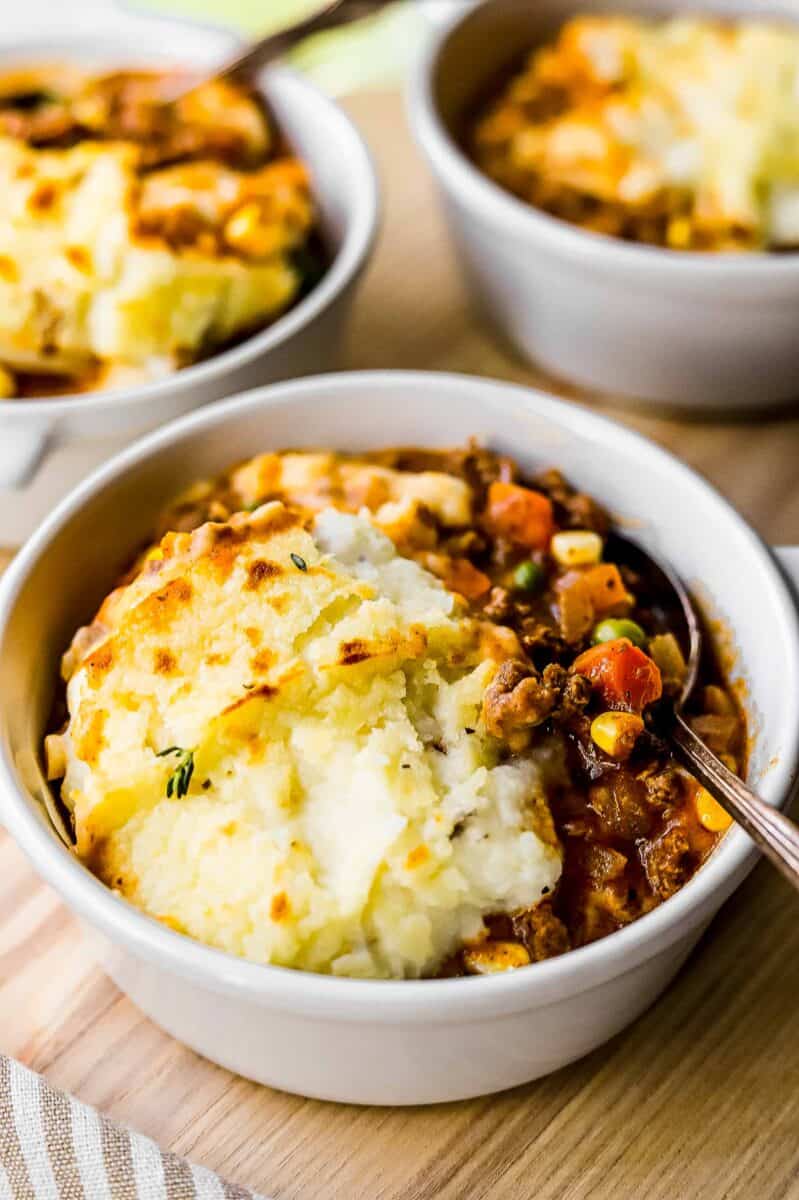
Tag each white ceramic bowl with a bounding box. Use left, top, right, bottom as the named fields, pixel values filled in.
left=0, top=15, right=379, bottom=544
left=408, top=0, right=799, bottom=412
left=0, top=371, right=798, bottom=1105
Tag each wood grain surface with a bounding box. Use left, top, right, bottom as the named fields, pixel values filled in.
left=2, top=91, right=799, bottom=1200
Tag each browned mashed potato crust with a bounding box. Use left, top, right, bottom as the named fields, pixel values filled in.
left=0, top=66, right=322, bottom=399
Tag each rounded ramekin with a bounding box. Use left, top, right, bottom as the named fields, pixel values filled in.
left=0, top=371, right=797, bottom=1105
left=0, top=14, right=379, bottom=543
left=408, top=0, right=799, bottom=412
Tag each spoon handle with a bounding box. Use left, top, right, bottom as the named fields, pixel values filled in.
left=207, top=0, right=393, bottom=88
left=671, top=713, right=799, bottom=890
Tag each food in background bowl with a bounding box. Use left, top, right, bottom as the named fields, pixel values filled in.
left=45, top=445, right=745, bottom=980
left=0, top=67, right=321, bottom=398
left=471, top=15, right=799, bottom=251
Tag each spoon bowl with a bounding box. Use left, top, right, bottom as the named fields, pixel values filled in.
left=604, top=531, right=701, bottom=710
left=609, top=532, right=799, bottom=890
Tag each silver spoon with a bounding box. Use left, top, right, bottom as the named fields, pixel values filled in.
left=165, top=0, right=395, bottom=103
left=606, top=532, right=799, bottom=890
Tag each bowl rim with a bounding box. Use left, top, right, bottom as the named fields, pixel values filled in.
left=1, top=370, right=798, bottom=1021
left=408, top=0, right=799, bottom=279
left=0, top=29, right=380, bottom=418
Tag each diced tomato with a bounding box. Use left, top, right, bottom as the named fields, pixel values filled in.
left=572, top=637, right=662, bottom=712
left=582, top=563, right=632, bottom=615
left=484, top=482, right=554, bottom=551
left=441, top=557, right=492, bottom=600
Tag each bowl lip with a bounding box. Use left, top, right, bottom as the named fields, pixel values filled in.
left=408, top=0, right=799, bottom=279
left=0, top=27, right=380, bottom=419
left=1, top=369, right=798, bottom=1021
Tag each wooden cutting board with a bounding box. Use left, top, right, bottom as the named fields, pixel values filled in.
left=2, top=91, right=799, bottom=1200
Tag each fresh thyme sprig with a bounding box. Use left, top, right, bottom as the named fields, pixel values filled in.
left=157, top=746, right=195, bottom=799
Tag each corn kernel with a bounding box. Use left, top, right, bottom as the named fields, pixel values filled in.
left=551, top=530, right=603, bottom=567
left=463, top=941, right=531, bottom=975
left=0, top=364, right=16, bottom=399
left=590, top=711, right=644, bottom=760
left=44, top=733, right=66, bottom=781
left=224, top=202, right=281, bottom=259
left=146, top=547, right=164, bottom=562
left=695, top=787, right=733, bottom=833
left=667, top=216, right=693, bottom=249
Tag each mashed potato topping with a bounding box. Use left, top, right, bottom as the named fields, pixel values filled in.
left=473, top=16, right=799, bottom=251
left=0, top=141, right=306, bottom=391
left=0, top=69, right=316, bottom=397
left=55, top=504, right=562, bottom=979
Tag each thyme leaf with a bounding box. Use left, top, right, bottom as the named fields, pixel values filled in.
left=290, top=553, right=308, bottom=572
left=159, top=747, right=195, bottom=799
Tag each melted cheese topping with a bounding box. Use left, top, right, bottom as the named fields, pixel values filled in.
left=55, top=506, right=561, bottom=979
left=474, top=16, right=799, bottom=250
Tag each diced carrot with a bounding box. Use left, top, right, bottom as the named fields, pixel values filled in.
left=440, top=557, right=492, bottom=600
left=484, top=482, right=554, bottom=551
left=572, top=637, right=663, bottom=712
left=261, top=158, right=310, bottom=187
left=582, top=563, right=632, bottom=615
left=556, top=564, right=631, bottom=640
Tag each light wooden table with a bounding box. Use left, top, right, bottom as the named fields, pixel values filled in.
left=3, top=92, right=799, bottom=1200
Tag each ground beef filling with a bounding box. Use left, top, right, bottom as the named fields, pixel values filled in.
left=482, top=660, right=591, bottom=749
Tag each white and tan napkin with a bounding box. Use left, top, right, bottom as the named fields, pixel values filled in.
left=0, top=1056, right=268, bottom=1199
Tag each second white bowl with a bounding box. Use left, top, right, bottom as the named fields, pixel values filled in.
left=408, top=0, right=799, bottom=412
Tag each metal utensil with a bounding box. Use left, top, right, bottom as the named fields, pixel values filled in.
left=166, top=0, right=395, bottom=102
left=606, top=532, right=799, bottom=890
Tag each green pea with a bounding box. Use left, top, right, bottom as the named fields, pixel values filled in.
left=513, top=560, right=545, bottom=593
left=591, top=617, right=647, bottom=648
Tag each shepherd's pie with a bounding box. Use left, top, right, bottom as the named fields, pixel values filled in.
left=472, top=16, right=799, bottom=251
left=0, top=68, right=318, bottom=397
left=47, top=447, right=745, bottom=980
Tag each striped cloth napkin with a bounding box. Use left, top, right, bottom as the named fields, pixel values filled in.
left=0, top=1056, right=267, bottom=1199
